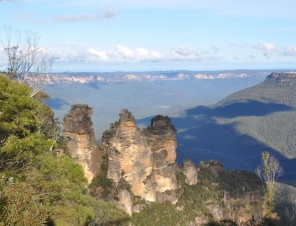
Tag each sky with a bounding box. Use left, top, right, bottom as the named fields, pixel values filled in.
left=1, top=0, right=296, bottom=72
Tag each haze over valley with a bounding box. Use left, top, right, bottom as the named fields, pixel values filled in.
left=44, top=70, right=269, bottom=139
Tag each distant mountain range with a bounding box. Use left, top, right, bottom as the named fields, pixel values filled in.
left=44, top=70, right=271, bottom=140
left=49, top=69, right=288, bottom=84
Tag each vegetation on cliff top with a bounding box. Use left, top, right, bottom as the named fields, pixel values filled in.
left=131, top=161, right=263, bottom=226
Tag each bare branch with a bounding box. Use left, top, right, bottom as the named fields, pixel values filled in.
left=0, top=27, right=52, bottom=96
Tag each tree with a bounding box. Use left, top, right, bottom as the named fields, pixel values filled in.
left=0, top=76, right=53, bottom=175
left=255, top=151, right=283, bottom=213
left=0, top=27, right=52, bottom=97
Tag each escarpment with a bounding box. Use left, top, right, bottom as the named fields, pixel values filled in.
left=267, top=72, right=296, bottom=84
left=197, top=160, right=265, bottom=225
left=63, top=104, right=102, bottom=183
left=100, top=110, right=178, bottom=205
left=63, top=107, right=265, bottom=224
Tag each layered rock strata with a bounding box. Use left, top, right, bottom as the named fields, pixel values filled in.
left=64, top=104, right=102, bottom=184
left=267, top=72, right=296, bottom=84
left=100, top=109, right=178, bottom=206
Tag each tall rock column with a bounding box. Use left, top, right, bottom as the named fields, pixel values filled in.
left=100, top=109, right=178, bottom=204
left=64, top=104, right=102, bottom=184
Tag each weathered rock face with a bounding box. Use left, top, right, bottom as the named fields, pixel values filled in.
left=267, top=72, right=296, bottom=85
left=100, top=109, right=177, bottom=205
left=180, top=159, right=198, bottom=185
left=197, top=160, right=265, bottom=225
left=64, top=104, right=102, bottom=183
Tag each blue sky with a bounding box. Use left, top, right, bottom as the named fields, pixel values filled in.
left=1, top=0, right=296, bottom=72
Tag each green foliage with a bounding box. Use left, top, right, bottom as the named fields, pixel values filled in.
left=132, top=170, right=220, bottom=226
left=87, top=196, right=131, bottom=226
left=2, top=134, right=52, bottom=165
left=0, top=177, right=47, bottom=226
left=24, top=154, right=91, bottom=224
left=257, top=152, right=283, bottom=214
left=218, top=170, right=261, bottom=196
left=132, top=201, right=183, bottom=226
left=177, top=170, right=221, bottom=218
left=0, top=77, right=39, bottom=138
left=71, top=104, right=93, bottom=111
left=0, top=76, right=53, bottom=174
left=102, top=129, right=115, bottom=143
left=89, top=153, right=113, bottom=199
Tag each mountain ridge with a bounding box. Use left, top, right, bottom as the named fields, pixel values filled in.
left=48, top=69, right=278, bottom=84
left=157, top=72, right=296, bottom=185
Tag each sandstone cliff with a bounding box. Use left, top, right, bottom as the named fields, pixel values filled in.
left=63, top=107, right=265, bottom=225
left=267, top=72, right=296, bottom=84
left=63, top=104, right=102, bottom=183
left=197, top=160, right=265, bottom=225
left=100, top=109, right=178, bottom=213
left=180, top=159, right=198, bottom=185
left=97, top=109, right=265, bottom=224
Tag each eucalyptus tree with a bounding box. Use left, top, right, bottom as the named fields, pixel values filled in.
left=0, top=27, right=52, bottom=97
left=256, top=151, right=283, bottom=213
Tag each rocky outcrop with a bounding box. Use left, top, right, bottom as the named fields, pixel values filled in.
left=99, top=110, right=265, bottom=222
left=267, top=72, right=296, bottom=85
left=64, top=104, right=102, bottom=183
left=180, top=159, right=198, bottom=185
left=197, top=160, right=265, bottom=225
left=100, top=109, right=178, bottom=208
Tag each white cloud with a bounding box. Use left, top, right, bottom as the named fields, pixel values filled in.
left=136, top=48, right=149, bottom=56
left=88, top=48, right=109, bottom=60
left=53, top=7, right=117, bottom=22
left=116, top=45, right=133, bottom=57
left=258, top=41, right=276, bottom=51
left=50, top=44, right=220, bottom=63
left=253, top=41, right=296, bottom=58
left=170, top=46, right=198, bottom=60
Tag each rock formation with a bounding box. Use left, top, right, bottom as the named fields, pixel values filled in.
left=180, top=159, right=198, bottom=185
left=64, top=104, right=102, bottom=183
left=267, top=72, right=296, bottom=84
left=63, top=106, right=265, bottom=224
left=197, top=160, right=265, bottom=225
left=98, top=109, right=265, bottom=223
left=100, top=109, right=178, bottom=212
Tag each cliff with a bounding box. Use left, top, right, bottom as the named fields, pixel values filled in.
left=131, top=159, right=265, bottom=225
left=197, top=160, right=265, bottom=225
left=99, top=109, right=178, bottom=214
left=63, top=107, right=265, bottom=224
left=266, top=72, right=296, bottom=84
left=96, top=109, right=265, bottom=225
left=63, top=104, right=102, bottom=183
